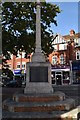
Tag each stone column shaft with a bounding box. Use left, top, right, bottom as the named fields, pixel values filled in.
left=31, top=1, right=45, bottom=62
left=35, top=2, right=41, bottom=53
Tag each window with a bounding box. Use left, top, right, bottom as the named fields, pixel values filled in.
left=77, top=53, right=79, bottom=59
left=17, top=64, right=20, bottom=68
left=52, top=45, right=57, bottom=51
left=79, top=38, right=80, bottom=46
left=17, top=51, right=26, bottom=58
left=22, top=64, right=25, bottom=69
left=74, top=38, right=80, bottom=47
left=74, top=39, right=78, bottom=46
left=52, top=56, right=57, bottom=65
left=60, top=54, right=65, bottom=64
left=17, top=62, right=20, bottom=69
left=59, top=44, right=67, bottom=50
left=16, top=51, right=21, bottom=58
left=22, top=52, right=25, bottom=58
left=76, top=51, right=80, bottom=60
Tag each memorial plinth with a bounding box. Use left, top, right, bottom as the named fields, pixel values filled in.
left=24, top=62, right=53, bottom=93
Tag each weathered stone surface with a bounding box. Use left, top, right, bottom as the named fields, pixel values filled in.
left=13, top=91, right=65, bottom=102
left=24, top=83, right=53, bottom=94
left=2, top=91, right=76, bottom=119
left=2, top=110, right=65, bottom=119
left=2, top=110, right=77, bottom=120
left=31, top=52, right=46, bottom=62
left=3, top=98, right=75, bottom=112
left=25, top=62, right=52, bottom=84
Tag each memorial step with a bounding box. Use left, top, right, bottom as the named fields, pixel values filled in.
left=13, top=91, right=65, bottom=102
left=3, top=98, right=75, bottom=112
left=2, top=110, right=74, bottom=120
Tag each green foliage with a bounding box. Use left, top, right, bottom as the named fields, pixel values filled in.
left=2, top=68, right=13, bottom=79
left=2, top=2, right=61, bottom=57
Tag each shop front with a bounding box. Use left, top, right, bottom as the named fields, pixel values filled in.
left=51, top=67, right=70, bottom=85
left=72, top=60, right=80, bottom=83
left=13, top=70, right=26, bottom=81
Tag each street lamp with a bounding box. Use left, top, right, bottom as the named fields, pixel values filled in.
left=13, top=46, right=18, bottom=70
left=19, top=48, right=22, bottom=71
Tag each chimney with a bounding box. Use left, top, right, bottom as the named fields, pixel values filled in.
left=70, top=29, right=75, bottom=36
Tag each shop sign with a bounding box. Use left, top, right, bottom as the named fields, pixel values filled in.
left=13, top=70, right=21, bottom=75
left=72, top=61, right=80, bottom=70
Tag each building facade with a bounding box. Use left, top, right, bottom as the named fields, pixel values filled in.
left=6, top=51, right=32, bottom=80
left=48, top=30, right=80, bottom=85
left=6, top=30, right=80, bottom=85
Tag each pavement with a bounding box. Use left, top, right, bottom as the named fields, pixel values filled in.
left=53, top=84, right=80, bottom=106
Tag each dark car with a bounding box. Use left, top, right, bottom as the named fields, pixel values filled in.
left=5, top=80, right=19, bottom=87
left=73, top=80, right=80, bottom=84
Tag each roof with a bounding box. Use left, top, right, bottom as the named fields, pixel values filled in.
left=63, top=33, right=80, bottom=40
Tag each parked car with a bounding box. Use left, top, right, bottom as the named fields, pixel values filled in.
left=2, top=78, right=12, bottom=87
left=5, top=80, right=19, bottom=87
left=73, top=80, right=80, bottom=84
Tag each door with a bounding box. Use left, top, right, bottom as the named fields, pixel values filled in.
left=55, top=72, right=62, bottom=85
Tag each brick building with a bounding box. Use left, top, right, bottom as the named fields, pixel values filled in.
left=6, top=51, right=32, bottom=80
left=48, top=30, right=80, bottom=85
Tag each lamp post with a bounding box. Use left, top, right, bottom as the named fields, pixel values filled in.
left=19, top=49, right=22, bottom=72
left=70, top=60, right=73, bottom=84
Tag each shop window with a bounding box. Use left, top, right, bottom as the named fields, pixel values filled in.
left=63, top=71, right=70, bottom=84
left=51, top=71, right=55, bottom=84
left=76, top=71, right=80, bottom=81
left=52, top=56, right=57, bottom=65
left=73, top=71, right=80, bottom=83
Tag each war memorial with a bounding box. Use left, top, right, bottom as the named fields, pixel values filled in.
left=2, top=1, right=76, bottom=119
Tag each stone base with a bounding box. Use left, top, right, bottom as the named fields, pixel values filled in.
left=2, top=110, right=68, bottom=120
left=13, top=91, right=65, bottom=103
left=31, top=52, right=46, bottom=62
left=2, top=91, right=75, bottom=119
left=24, top=82, right=53, bottom=94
